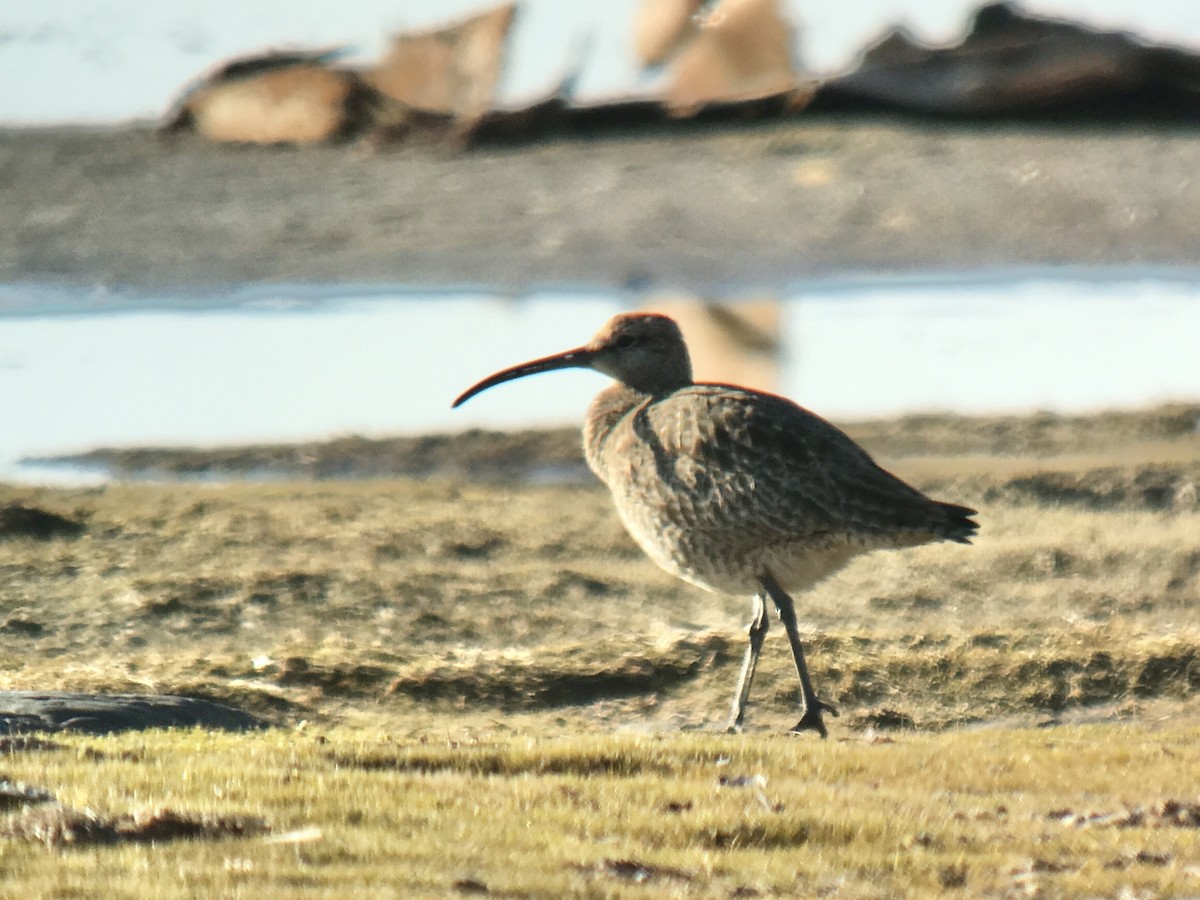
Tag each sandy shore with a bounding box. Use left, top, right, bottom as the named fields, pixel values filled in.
left=4, top=118, right=1200, bottom=293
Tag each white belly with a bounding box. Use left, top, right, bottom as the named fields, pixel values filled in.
left=611, top=492, right=864, bottom=597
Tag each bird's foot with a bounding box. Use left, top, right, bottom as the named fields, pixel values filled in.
left=789, top=698, right=839, bottom=739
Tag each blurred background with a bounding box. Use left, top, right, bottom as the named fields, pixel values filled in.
left=3, top=0, right=1199, bottom=482
left=4, top=1, right=1200, bottom=123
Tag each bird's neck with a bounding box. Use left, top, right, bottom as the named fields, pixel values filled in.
left=583, top=383, right=652, bottom=482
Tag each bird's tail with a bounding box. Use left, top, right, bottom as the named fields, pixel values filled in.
left=937, top=502, right=979, bottom=544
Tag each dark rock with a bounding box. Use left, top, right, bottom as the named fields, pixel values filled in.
left=0, top=692, right=268, bottom=735
left=0, top=504, right=85, bottom=541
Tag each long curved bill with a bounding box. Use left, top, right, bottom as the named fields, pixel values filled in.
left=452, top=346, right=595, bottom=408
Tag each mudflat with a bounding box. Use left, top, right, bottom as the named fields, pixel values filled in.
left=4, top=118, right=1200, bottom=292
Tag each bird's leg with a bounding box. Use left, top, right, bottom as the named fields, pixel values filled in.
left=760, top=572, right=839, bottom=738
left=724, top=592, right=769, bottom=733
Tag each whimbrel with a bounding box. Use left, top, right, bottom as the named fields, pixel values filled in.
left=453, top=313, right=978, bottom=736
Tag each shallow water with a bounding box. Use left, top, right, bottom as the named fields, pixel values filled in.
left=4, top=269, right=1199, bottom=484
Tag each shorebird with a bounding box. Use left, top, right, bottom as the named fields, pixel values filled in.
left=453, top=313, right=978, bottom=736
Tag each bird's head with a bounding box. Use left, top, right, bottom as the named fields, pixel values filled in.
left=452, top=313, right=694, bottom=408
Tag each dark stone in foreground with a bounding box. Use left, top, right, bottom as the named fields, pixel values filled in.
left=0, top=692, right=268, bottom=736
left=0, top=504, right=86, bottom=541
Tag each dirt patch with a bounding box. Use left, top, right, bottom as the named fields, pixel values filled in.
left=0, top=779, right=55, bottom=810
left=1051, top=799, right=1200, bottom=829
left=330, top=746, right=666, bottom=778
left=1, top=805, right=268, bottom=848
left=0, top=736, right=66, bottom=753
left=848, top=405, right=1200, bottom=458
left=384, top=632, right=732, bottom=709
left=577, top=858, right=694, bottom=885
left=43, top=428, right=586, bottom=482
left=35, top=404, right=1200, bottom=487
left=978, top=464, right=1200, bottom=512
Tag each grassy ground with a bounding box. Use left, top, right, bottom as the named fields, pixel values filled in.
left=2, top=404, right=1198, bottom=895
left=2, top=725, right=1198, bottom=898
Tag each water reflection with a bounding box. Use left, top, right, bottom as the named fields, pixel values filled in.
left=3, top=271, right=1199, bottom=483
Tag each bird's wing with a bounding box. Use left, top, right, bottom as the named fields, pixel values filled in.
left=647, top=384, right=957, bottom=542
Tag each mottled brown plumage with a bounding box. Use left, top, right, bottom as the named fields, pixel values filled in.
left=454, top=312, right=978, bottom=735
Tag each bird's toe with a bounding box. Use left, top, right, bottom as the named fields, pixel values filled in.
left=790, top=698, right=838, bottom=738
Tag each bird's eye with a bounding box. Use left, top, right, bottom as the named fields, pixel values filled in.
left=612, top=334, right=638, bottom=349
